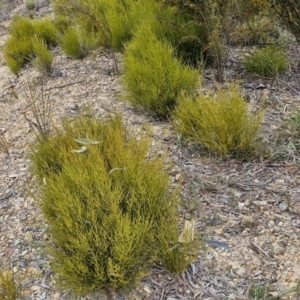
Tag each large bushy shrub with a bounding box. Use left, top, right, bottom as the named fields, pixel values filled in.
left=31, top=115, right=200, bottom=297
left=123, top=24, right=200, bottom=117
left=173, top=85, right=263, bottom=158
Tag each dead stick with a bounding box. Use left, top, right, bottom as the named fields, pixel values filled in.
left=44, top=80, right=85, bottom=91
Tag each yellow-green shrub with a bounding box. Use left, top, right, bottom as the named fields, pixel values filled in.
left=30, top=115, right=199, bottom=296
left=60, top=27, right=99, bottom=59
left=4, top=36, right=34, bottom=75
left=32, top=39, right=54, bottom=73
left=123, top=24, right=200, bottom=117
left=0, top=269, right=22, bottom=300
left=4, top=16, right=58, bottom=74
left=173, top=85, right=263, bottom=158
left=52, top=0, right=163, bottom=51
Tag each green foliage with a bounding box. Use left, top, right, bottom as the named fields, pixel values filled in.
left=243, top=45, right=288, bottom=77
left=0, top=269, right=22, bottom=300
left=52, top=0, right=161, bottom=51
left=32, top=39, right=54, bottom=73
left=123, top=24, right=200, bottom=117
left=4, top=37, right=34, bottom=75
left=53, top=15, right=71, bottom=36
left=172, top=85, right=263, bottom=158
left=4, top=16, right=58, bottom=74
left=230, top=16, right=280, bottom=46
left=151, top=6, right=209, bottom=67
left=60, top=27, right=99, bottom=59
left=25, top=0, right=36, bottom=10
left=30, top=115, right=199, bottom=296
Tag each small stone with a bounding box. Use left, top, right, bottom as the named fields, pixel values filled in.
left=253, top=200, right=267, bottom=206
left=241, top=216, right=255, bottom=228
left=31, top=285, right=40, bottom=293
left=228, top=294, right=236, bottom=300
left=19, top=213, right=27, bottom=221
left=21, top=250, right=28, bottom=256
left=24, top=231, right=33, bottom=242
left=236, top=267, right=246, bottom=277
left=143, top=284, right=151, bottom=294
left=278, top=202, right=288, bottom=211
left=244, top=199, right=251, bottom=206
left=238, top=202, right=244, bottom=209
left=184, top=213, right=192, bottom=220
left=268, top=220, right=275, bottom=227
left=52, top=293, right=60, bottom=300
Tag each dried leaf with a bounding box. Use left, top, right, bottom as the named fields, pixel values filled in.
left=178, top=219, right=195, bottom=243
left=72, top=146, right=87, bottom=153
left=74, top=138, right=99, bottom=145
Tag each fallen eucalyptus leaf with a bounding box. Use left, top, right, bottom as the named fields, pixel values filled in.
left=74, top=138, right=99, bottom=145
left=72, top=146, right=87, bottom=153
left=178, top=219, right=195, bottom=243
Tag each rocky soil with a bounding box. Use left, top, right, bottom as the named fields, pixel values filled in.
left=0, top=1, right=300, bottom=299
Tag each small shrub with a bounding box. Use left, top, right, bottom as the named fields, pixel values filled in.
left=53, top=15, right=71, bottom=36
left=123, top=24, right=200, bottom=117
left=172, top=85, right=263, bottom=158
left=30, top=115, right=199, bottom=297
left=60, top=27, right=98, bottom=59
left=32, top=18, right=59, bottom=47
left=8, top=16, right=35, bottom=38
left=0, top=268, right=22, bottom=300
left=4, top=37, right=34, bottom=75
left=243, top=45, right=288, bottom=77
left=32, top=39, right=54, bottom=73
left=5, top=16, right=58, bottom=74
left=25, top=0, right=36, bottom=10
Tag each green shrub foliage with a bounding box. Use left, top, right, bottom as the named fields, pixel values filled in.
left=123, top=24, right=200, bottom=117
left=31, top=115, right=199, bottom=296
left=4, top=16, right=58, bottom=74
left=243, top=45, right=288, bottom=77
left=173, top=85, right=263, bottom=158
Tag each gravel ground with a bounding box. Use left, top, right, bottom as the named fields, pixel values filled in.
left=0, top=1, right=300, bottom=299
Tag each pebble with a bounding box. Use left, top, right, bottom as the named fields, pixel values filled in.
left=278, top=202, right=288, bottom=211
left=24, top=231, right=33, bottom=242
left=253, top=200, right=268, bottom=206
left=241, top=215, right=255, bottom=228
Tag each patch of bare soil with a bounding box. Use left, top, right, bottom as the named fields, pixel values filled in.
left=0, top=1, right=300, bottom=299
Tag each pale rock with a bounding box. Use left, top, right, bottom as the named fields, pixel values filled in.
left=24, top=231, right=33, bottom=242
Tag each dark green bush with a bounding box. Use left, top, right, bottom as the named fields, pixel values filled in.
left=123, top=24, right=200, bottom=117
left=31, top=115, right=200, bottom=296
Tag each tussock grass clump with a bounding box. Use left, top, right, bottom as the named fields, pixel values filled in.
left=123, top=25, right=200, bottom=117
left=0, top=268, right=22, bottom=300
left=4, top=37, right=34, bottom=75
left=25, top=0, right=36, bottom=10
left=31, top=115, right=199, bottom=296
left=60, top=27, right=98, bottom=59
left=32, top=39, right=54, bottom=73
left=243, top=45, right=288, bottom=77
left=173, top=85, right=263, bottom=158
left=52, top=0, right=162, bottom=51
left=4, top=16, right=58, bottom=74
